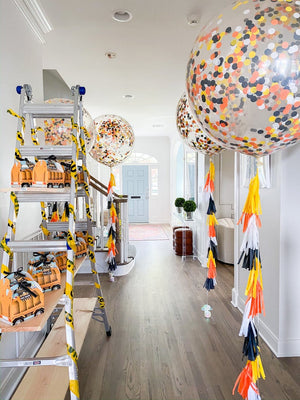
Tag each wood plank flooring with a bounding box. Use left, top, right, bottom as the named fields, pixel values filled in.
left=71, top=239, right=300, bottom=400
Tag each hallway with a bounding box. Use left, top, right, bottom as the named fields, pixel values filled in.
left=73, top=239, right=300, bottom=400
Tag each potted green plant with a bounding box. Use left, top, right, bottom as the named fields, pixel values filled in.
left=183, top=200, right=197, bottom=220
left=174, top=197, right=185, bottom=213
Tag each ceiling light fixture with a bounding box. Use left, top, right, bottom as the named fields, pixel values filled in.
left=112, top=10, right=132, bottom=23
left=152, top=124, right=164, bottom=128
left=186, top=14, right=201, bottom=26
left=105, top=51, right=117, bottom=59
left=123, top=94, right=134, bottom=99
left=13, top=0, right=53, bottom=44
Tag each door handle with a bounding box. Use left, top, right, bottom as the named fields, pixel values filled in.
left=131, top=196, right=141, bottom=199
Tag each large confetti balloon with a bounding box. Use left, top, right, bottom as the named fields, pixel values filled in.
left=176, top=93, right=224, bottom=156
left=89, top=115, right=135, bottom=167
left=186, top=0, right=300, bottom=157
left=41, top=98, right=96, bottom=151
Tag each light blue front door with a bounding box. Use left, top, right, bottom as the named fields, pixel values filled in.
left=122, top=165, right=149, bottom=223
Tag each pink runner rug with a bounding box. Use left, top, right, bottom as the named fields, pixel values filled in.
left=129, top=224, right=170, bottom=241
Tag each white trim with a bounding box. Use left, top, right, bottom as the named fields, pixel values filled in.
left=13, top=0, right=52, bottom=44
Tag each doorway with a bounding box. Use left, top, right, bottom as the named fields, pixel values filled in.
left=122, top=165, right=149, bottom=223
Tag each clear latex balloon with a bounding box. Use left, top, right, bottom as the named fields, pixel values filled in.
left=89, top=114, right=135, bottom=167
left=186, top=0, right=300, bottom=156
left=176, top=93, right=224, bottom=156
left=41, top=98, right=96, bottom=151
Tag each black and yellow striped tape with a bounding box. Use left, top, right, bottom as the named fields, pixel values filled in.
left=8, top=219, right=15, bottom=234
left=10, top=192, right=19, bottom=217
left=7, top=109, right=25, bottom=132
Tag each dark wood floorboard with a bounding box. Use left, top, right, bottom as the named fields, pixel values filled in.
left=70, top=239, right=300, bottom=400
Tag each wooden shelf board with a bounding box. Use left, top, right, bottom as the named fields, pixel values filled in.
left=11, top=297, right=97, bottom=400
left=0, top=257, right=86, bottom=333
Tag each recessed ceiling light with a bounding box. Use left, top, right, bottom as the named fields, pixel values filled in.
left=152, top=124, right=164, bottom=128
left=105, top=51, right=117, bottom=59
left=123, top=94, right=134, bottom=99
left=186, top=15, right=200, bottom=26
left=112, top=10, right=132, bottom=22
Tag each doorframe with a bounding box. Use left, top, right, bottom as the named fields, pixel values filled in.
left=122, top=164, right=150, bottom=223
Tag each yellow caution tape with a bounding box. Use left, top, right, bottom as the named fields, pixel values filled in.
left=82, top=165, right=90, bottom=180
left=67, top=259, right=75, bottom=275
left=10, top=192, right=19, bottom=218
left=86, top=204, right=92, bottom=220
left=1, top=264, right=10, bottom=275
left=40, top=224, right=50, bottom=237
left=15, top=148, right=22, bottom=160
left=71, top=118, right=78, bottom=131
left=65, top=311, right=74, bottom=329
left=79, top=137, right=86, bottom=155
left=16, top=131, right=24, bottom=146
left=80, top=126, right=91, bottom=139
left=83, top=182, right=89, bottom=197
left=1, top=234, right=12, bottom=257
left=7, top=109, right=25, bottom=132
left=89, top=250, right=95, bottom=263
left=98, top=296, right=105, bottom=308
left=8, top=219, right=16, bottom=234
left=71, top=133, right=79, bottom=160
left=67, top=345, right=78, bottom=363
left=69, top=380, right=80, bottom=399
left=69, top=203, right=76, bottom=221
left=65, top=282, right=73, bottom=301
left=31, top=128, right=39, bottom=146
left=87, top=235, right=94, bottom=246
left=67, top=231, right=77, bottom=252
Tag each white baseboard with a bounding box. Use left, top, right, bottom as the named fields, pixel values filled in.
left=231, top=287, right=238, bottom=307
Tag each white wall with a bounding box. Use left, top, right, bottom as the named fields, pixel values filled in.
left=0, top=2, right=45, bottom=398
left=0, top=1, right=43, bottom=239
left=279, top=145, right=300, bottom=356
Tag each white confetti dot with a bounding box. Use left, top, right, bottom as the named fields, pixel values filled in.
left=296, top=29, right=300, bottom=35
left=287, top=94, right=295, bottom=104
left=244, top=39, right=250, bottom=45
left=294, top=13, right=300, bottom=18
left=235, top=26, right=242, bottom=32
left=217, top=18, right=223, bottom=25
left=268, top=28, right=275, bottom=34
left=288, top=45, right=299, bottom=54
left=273, top=123, right=279, bottom=129
left=243, top=9, right=250, bottom=14
left=271, top=52, right=278, bottom=59
left=291, top=85, right=298, bottom=93
left=296, top=1, right=300, bottom=4
left=258, top=104, right=265, bottom=110
left=268, top=43, right=275, bottom=50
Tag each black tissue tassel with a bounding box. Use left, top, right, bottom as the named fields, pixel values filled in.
left=203, top=277, right=215, bottom=291
left=207, top=195, right=216, bottom=215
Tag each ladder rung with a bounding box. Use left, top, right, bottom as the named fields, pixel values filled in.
left=46, top=221, right=95, bottom=231
left=13, top=189, right=71, bottom=203
left=8, top=240, right=67, bottom=252
left=23, top=104, right=75, bottom=118
left=20, top=146, right=73, bottom=159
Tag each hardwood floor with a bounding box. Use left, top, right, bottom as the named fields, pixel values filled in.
left=72, top=239, right=300, bottom=400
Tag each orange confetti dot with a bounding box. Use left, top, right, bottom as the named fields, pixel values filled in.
left=271, top=19, right=279, bottom=25
left=280, top=89, right=290, bottom=100
left=282, top=41, right=289, bottom=49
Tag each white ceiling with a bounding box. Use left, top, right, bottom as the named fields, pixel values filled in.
left=40, top=0, right=230, bottom=138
